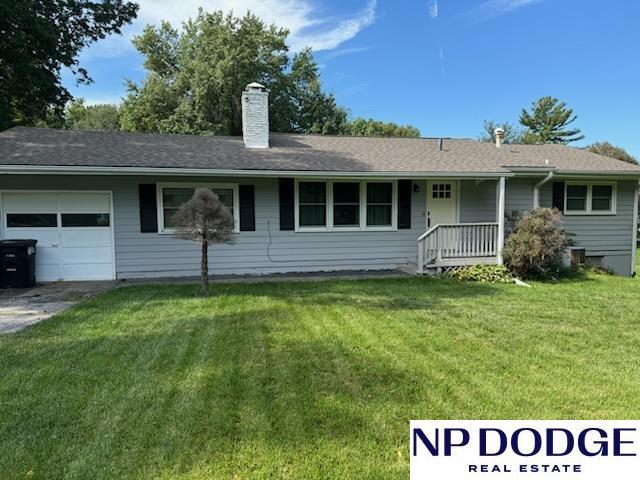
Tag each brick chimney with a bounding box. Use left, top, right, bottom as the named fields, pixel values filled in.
left=242, top=82, right=269, bottom=148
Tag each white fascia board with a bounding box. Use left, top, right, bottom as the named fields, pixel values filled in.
left=0, top=165, right=513, bottom=178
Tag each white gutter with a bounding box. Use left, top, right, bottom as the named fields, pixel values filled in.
left=0, top=164, right=513, bottom=178
left=533, top=171, right=554, bottom=208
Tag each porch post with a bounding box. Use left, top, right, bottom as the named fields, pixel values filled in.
left=496, top=177, right=506, bottom=264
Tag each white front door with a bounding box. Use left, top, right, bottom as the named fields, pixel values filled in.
left=1, top=192, right=114, bottom=281
left=426, top=181, right=458, bottom=228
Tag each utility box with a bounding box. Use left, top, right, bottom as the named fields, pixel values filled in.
left=0, top=239, right=37, bottom=288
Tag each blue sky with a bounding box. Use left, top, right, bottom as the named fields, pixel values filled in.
left=63, top=0, right=640, bottom=157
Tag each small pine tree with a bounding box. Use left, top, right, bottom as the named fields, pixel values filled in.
left=173, top=188, right=236, bottom=294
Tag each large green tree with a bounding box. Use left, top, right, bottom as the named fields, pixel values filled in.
left=120, top=11, right=418, bottom=137
left=519, top=96, right=585, bottom=144
left=0, top=0, right=138, bottom=130
left=587, top=141, right=638, bottom=164
left=121, top=12, right=297, bottom=135
left=346, top=118, right=420, bottom=138
left=65, top=99, right=121, bottom=131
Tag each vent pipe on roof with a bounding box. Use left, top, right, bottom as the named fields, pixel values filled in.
left=242, top=82, right=269, bottom=148
left=438, top=138, right=444, bottom=151
left=494, top=128, right=505, bottom=148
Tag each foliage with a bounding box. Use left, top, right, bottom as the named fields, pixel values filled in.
left=519, top=96, right=585, bottom=144
left=503, top=208, right=571, bottom=279
left=504, top=210, right=522, bottom=237
left=121, top=13, right=318, bottom=135
left=285, top=49, right=349, bottom=135
left=345, top=117, right=421, bottom=137
left=64, top=99, right=121, bottom=131
left=445, top=264, right=513, bottom=283
left=0, top=0, right=138, bottom=130
left=587, top=141, right=638, bottom=164
left=479, top=120, right=524, bottom=144
left=575, top=264, right=615, bottom=276
left=173, top=188, right=236, bottom=294
left=120, top=11, right=419, bottom=137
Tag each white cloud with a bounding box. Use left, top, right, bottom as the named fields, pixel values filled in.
left=82, top=0, right=377, bottom=59
left=464, top=0, right=544, bottom=21
left=429, top=0, right=439, bottom=18
left=289, top=0, right=377, bottom=51
left=319, top=46, right=372, bottom=61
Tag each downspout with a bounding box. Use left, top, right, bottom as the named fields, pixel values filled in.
left=533, top=171, right=554, bottom=208
left=631, top=181, right=639, bottom=276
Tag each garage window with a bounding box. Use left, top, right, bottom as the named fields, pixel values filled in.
left=61, top=213, right=110, bottom=227
left=6, top=213, right=57, bottom=228
left=157, top=183, right=239, bottom=233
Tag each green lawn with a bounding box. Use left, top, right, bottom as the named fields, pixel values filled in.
left=2, top=270, right=640, bottom=479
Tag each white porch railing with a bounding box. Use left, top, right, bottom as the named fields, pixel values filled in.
left=417, top=223, right=499, bottom=273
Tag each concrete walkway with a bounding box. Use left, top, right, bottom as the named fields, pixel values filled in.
left=0, top=281, right=115, bottom=333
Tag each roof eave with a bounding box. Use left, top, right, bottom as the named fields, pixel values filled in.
left=0, top=164, right=513, bottom=178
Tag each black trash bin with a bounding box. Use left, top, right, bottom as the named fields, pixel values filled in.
left=0, top=239, right=37, bottom=288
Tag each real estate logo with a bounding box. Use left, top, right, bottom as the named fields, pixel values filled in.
left=410, top=420, right=640, bottom=479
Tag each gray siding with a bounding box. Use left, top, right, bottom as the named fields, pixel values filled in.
left=1, top=175, right=634, bottom=277
left=459, top=180, right=497, bottom=223
left=540, top=179, right=636, bottom=276
left=0, top=176, right=428, bottom=278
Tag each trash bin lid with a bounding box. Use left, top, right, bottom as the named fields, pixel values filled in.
left=0, top=239, right=38, bottom=247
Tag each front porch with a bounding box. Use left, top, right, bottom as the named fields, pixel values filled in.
left=416, top=177, right=506, bottom=273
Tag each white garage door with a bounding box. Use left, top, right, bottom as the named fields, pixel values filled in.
left=1, top=192, right=114, bottom=281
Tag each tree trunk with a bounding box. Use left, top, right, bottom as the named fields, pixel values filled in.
left=201, top=241, right=209, bottom=295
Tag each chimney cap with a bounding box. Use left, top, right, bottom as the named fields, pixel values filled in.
left=494, top=127, right=505, bottom=137
left=245, top=81, right=266, bottom=91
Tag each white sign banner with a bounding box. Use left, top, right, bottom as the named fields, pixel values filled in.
left=410, top=420, right=640, bottom=479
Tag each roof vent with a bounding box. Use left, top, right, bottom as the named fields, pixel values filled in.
left=494, top=128, right=505, bottom=148
left=242, top=82, right=269, bottom=149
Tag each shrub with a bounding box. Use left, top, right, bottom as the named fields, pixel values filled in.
left=445, top=264, right=513, bottom=284
left=502, top=208, right=570, bottom=279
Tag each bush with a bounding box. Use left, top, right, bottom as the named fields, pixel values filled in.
left=502, top=208, right=570, bottom=279
left=445, top=264, right=513, bottom=284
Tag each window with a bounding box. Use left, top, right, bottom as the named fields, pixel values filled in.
left=6, top=213, right=57, bottom=228
left=565, top=182, right=616, bottom=215
left=298, top=182, right=327, bottom=227
left=333, top=182, right=360, bottom=227
left=591, top=185, right=613, bottom=212
left=295, top=180, right=396, bottom=231
left=367, top=183, right=393, bottom=227
left=62, top=213, right=110, bottom=227
left=432, top=183, right=452, bottom=199
left=566, top=185, right=588, bottom=212
left=157, top=183, right=239, bottom=232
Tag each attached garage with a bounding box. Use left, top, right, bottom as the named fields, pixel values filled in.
left=0, top=192, right=115, bottom=281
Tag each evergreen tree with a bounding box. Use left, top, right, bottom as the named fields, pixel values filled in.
left=519, top=96, right=584, bottom=144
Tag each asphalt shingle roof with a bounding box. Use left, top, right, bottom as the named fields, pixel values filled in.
left=0, top=126, right=638, bottom=175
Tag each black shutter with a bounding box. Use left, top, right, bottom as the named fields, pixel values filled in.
left=239, top=185, right=255, bottom=231
left=398, top=180, right=412, bottom=229
left=279, top=178, right=295, bottom=230
left=552, top=181, right=565, bottom=212
left=138, top=184, right=158, bottom=233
